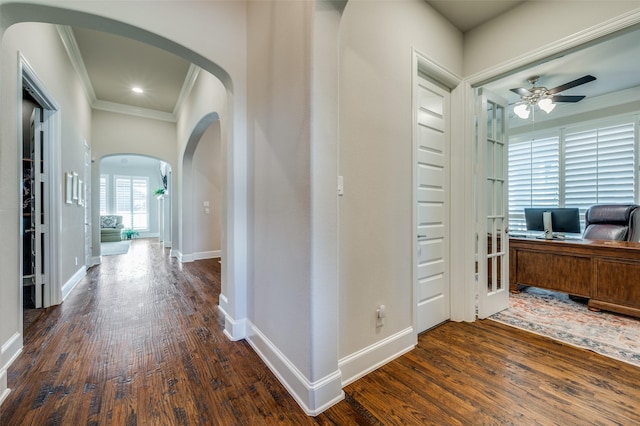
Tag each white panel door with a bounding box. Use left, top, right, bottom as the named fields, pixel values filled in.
left=415, top=76, right=450, bottom=333
left=477, top=88, right=509, bottom=319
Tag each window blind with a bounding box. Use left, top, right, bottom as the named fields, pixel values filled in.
left=565, top=123, right=635, bottom=215
left=508, top=121, right=636, bottom=233
left=508, top=136, right=559, bottom=231
left=114, top=176, right=149, bottom=230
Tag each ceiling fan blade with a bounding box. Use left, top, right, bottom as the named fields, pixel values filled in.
left=550, top=95, right=586, bottom=103
left=510, top=87, right=532, bottom=96
left=547, top=75, right=596, bottom=94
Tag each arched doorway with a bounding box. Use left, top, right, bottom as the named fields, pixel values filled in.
left=98, top=154, right=172, bottom=252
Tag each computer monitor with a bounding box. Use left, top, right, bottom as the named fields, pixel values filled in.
left=524, top=207, right=581, bottom=234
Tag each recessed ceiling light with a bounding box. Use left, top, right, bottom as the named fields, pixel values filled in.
left=132, top=86, right=144, bottom=94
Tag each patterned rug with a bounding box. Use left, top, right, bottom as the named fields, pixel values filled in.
left=489, top=287, right=640, bottom=368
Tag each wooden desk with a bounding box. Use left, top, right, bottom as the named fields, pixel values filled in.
left=509, top=237, right=640, bottom=318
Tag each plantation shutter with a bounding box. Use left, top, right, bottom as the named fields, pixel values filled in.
left=132, top=178, right=148, bottom=229
left=565, top=123, right=635, bottom=215
left=115, top=177, right=132, bottom=228
left=508, top=136, right=559, bottom=231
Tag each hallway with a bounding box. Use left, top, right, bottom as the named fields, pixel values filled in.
left=0, top=240, right=358, bottom=424
left=2, top=239, right=640, bottom=424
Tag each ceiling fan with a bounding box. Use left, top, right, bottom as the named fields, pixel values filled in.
left=510, top=74, right=597, bottom=119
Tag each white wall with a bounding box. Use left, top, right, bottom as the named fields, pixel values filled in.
left=0, top=21, right=91, bottom=402
left=191, top=122, right=222, bottom=255
left=246, top=0, right=314, bottom=382
left=463, top=1, right=640, bottom=78
left=337, top=0, right=462, bottom=366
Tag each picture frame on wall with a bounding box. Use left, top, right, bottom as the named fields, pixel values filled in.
left=78, top=179, right=84, bottom=206
left=72, top=172, right=79, bottom=200
left=65, top=172, right=73, bottom=204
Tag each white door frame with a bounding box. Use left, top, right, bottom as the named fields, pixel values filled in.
left=20, top=53, right=62, bottom=308
left=412, top=49, right=473, bottom=330
left=458, top=12, right=640, bottom=322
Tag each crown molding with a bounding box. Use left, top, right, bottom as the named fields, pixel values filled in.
left=93, top=100, right=176, bottom=122
left=56, top=25, right=178, bottom=123
left=173, top=64, right=201, bottom=117
left=466, top=9, right=640, bottom=86
left=56, top=25, right=97, bottom=105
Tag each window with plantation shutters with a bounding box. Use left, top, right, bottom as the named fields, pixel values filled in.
left=508, top=136, right=559, bottom=231
left=565, top=123, right=635, bottom=215
left=508, top=119, right=637, bottom=233
left=114, top=176, right=149, bottom=230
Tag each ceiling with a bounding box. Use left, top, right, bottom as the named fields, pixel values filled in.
left=425, top=0, right=526, bottom=32
left=64, top=4, right=640, bottom=123
left=68, top=27, right=192, bottom=118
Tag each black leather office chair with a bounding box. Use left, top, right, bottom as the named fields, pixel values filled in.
left=582, top=204, right=639, bottom=241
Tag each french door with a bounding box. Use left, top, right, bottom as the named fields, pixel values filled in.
left=476, top=89, right=509, bottom=318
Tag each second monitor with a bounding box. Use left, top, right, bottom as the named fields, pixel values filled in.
left=524, top=207, right=581, bottom=237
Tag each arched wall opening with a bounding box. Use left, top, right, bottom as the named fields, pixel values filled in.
left=0, top=3, right=248, bottom=386
left=98, top=154, right=173, bottom=249
left=179, top=112, right=222, bottom=262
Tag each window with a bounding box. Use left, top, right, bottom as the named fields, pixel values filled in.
left=114, top=176, right=149, bottom=230
left=508, top=120, right=637, bottom=232
left=508, top=135, right=559, bottom=230
left=565, top=123, right=635, bottom=209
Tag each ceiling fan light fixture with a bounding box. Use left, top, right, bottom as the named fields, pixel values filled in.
left=538, top=98, right=556, bottom=113
left=514, top=103, right=530, bottom=119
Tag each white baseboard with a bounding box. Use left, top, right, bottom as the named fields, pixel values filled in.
left=245, top=321, right=344, bottom=416
left=194, top=250, right=221, bottom=260
left=163, top=240, right=171, bottom=248
left=0, top=369, right=9, bottom=407
left=176, top=250, right=221, bottom=263
left=62, top=266, right=87, bottom=301
left=338, top=326, right=416, bottom=387
left=1, top=332, right=23, bottom=407
left=218, top=299, right=246, bottom=341
left=171, top=250, right=190, bottom=262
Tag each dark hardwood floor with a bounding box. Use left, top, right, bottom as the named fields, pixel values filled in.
left=1, top=238, right=639, bottom=425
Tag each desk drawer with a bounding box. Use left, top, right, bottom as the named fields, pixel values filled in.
left=514, top=250, right=592, bottom=297
left=594, top=259, right=640, bottom=308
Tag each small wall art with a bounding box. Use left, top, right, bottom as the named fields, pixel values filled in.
left=72, top=172, right=79, bottom=200
left=65, top=172, right=73, bottom=204
left=78, top=179, right=84, bottom=206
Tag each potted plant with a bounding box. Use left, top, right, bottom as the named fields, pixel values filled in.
left=154, top=188, right=166, bottom=199
left=121, top=228, right=139, bottom=240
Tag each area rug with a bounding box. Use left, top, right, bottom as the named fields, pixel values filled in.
left=489, top=287, right=640, bottom=368
left=101, top=240, right=131, bottom=256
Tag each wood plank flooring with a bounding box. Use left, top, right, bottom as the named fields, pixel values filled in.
left=1, top=238, right=639, bottom=425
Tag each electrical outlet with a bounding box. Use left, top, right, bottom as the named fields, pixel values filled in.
left=74, top=257, right=78, bottom=266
